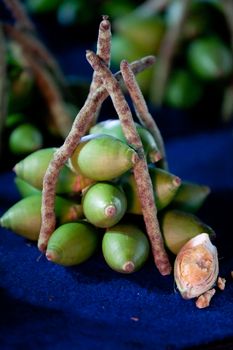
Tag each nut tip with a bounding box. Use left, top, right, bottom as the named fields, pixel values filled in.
left=122, top=261, right=135, bottom=273
left=173, top=176, right=181, bottom=188
left=104, top=204, right=117, bottom=218
left=46, top=249, right=59, bottom=262
left=149, top=150, right=162, bottom=163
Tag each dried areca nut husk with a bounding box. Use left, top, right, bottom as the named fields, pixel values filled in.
left=82, top=182, right=127, bottom=228
left=160, top=209, right=216, bottom=255
left=102, top=223, right=150, bottom=274
left=14, top=148, right=94, bottom=194
left=174, top=233, right=219, bottom=299
left=46, top=222, right=99, bottom=266
left=14, top=177, right=41, bottom=197
left=120, top=167, right=181, bottom=215
left=0, top=194, right=83, bottom=241
left=89, top=119, right=162, bottom=163
left=69, top=134, right=138, bottom=181
left=169, top=181, right=211, bottom=213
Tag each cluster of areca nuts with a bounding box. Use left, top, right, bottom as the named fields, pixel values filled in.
left=1, top=120, right=215, bottom=278
left=0, top=16, right=220, bottom=307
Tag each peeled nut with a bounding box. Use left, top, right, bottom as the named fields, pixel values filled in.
left=174, top=233, right=219, bottom=299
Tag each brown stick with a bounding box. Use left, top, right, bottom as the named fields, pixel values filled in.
left=89, top=15, right=111, bottom=125
left=38, top=55, right=157, bottom=252
left=86, top=51, right=171, bottom=276
left=4, top=24, right=67, bottom=88
left=90, top=15, right=111, bottom=94
left=24, top=53, right=72, bottom=138
left=2, top=0, right=35, bottom=32
left=149, top=0, right=192, bottom=106
left=115, top=0, right=168, bottom=30
left=120, top=60, right=168, bottom=170
left=0, top=25, right=8, bottom=158
left=115, top=55, right=155, bottom=81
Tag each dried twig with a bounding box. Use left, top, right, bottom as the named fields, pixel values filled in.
left=90, top=15, right=111, bottom=94
left=86, top=51, right=171, bottom=276
left=0, top=25, right=8, bottom=157
left=221, top=81, right=233, bottom=122
left=38, top=55, right=156, bottom=252
left=89, top=15, right=112, bottom=125
left=120, top=60, right=168, bottom=170
left=24, top=53, right=72, bottom=138
left=2, top=0, right=35, bottom=32
left=4, top=24, right=67, bottom=88
left=150, top=0, right=192, bottom=106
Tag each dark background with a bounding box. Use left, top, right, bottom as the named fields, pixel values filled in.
left=0, top=1, right=233, bottom=349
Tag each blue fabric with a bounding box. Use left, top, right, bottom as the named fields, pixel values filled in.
left=0, top=127, right=233, bottom=350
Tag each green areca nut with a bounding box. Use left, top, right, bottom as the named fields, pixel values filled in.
left=8, top=70, right=34, bottom=113
left=120, top=167, right=181, bottom=215
left=14, top=177, right=41, bottom=197
left=69, top=134, right=138, bottom=181
left=82, top=182, right=127, bottom=228
left=0, top=194, right=83, bottom=240
left=160, top=209, right=216, bottom=255
left=187, top=36, right=233, bottom=80
left=164, top=69, right=203, bottom=109
left=102, top=223, right=150, bottom=273
left=14, top=148, right=94, bottom=194
left=169, top=181, right=211, bottom=213
left=90, top=119, right=161, bottom=163
left=46, top=222, right=99, bottom=266
left=9, top=123, right=43, bottom=155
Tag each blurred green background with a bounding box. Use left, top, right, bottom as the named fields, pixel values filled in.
left=0, top=0, right=233, bottom=170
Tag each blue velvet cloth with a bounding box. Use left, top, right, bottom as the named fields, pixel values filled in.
left=0, top=127, right=233, bottom=350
